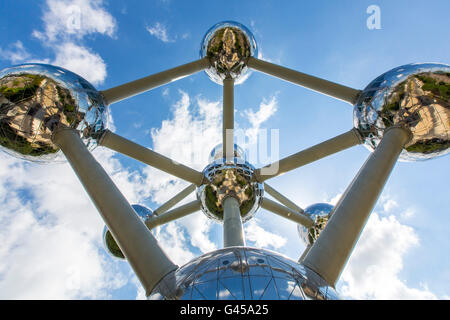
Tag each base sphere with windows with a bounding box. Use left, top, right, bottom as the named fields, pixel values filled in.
left=149, top=247, right=338, bottom=300
left=0, top=63, right=108, bottom=162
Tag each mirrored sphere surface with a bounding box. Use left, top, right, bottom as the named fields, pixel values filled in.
left=0, top=64, right=108, bottom=162
left=200, top=21, right=257, bottom=85
left=354, top=63, right=450, bottom=161
left=149, top=247, right=338, bottom=300
left=297, top=203, right=334, bottom=246
left=208, top=143, right=246, bottom=162
left=103, top=204, right=154, bottom=260
left=197, top=158, right=263, bottom=223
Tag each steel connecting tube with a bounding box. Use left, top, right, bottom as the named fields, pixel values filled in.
left=101, top=58, right=210, bottom=105
left=223, top=197, right=245, bottom=247
left=302, top=126, right=412, bottom=287
left=52, top=127, right=178, bottom=295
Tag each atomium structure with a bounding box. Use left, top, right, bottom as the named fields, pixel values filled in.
left=0, top=21, right=448, bottom=300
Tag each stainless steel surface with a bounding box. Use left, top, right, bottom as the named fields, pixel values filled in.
left=100, top=58, right=209, bottom=105
left=149, top=247, right=338, bottom=300
left=145, top=200, right=201, bottom=229
left=223, top=78, right=234, bottom=161
left=247, top=57, right=361, bottom=104
left=99, top=129, right=204, bottom=185
left=261, top=198, right=314, bottom=228
left=354, top=63, right=450, bottom=161
left=200, top=21, right=257, bottom=85
left=209, top=143, right=246, bottom=162
left=197, top=157, right=264, bottom=223
left=153, top=184, right=196, bottom=216
left=103, top=204, right=154, bottom=260
left=255, top=129, right=362, bottom=181
left=297, top=203, right=334, bottom=246
left=263, top=183, right=303, bottom=213
left=223, top=197, right=245, bottom=247
left=303, top=126, right=411, bottom=287
left=0, top=63, right=108, bottom=162
left=53, top=127, right=177, bottom=294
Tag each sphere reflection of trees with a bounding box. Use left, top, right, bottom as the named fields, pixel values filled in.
left=0, top=64, right=108, bottom=162
left=200, top=21, right=257, bottom=85
left=354, top=63, right=450, bottom=161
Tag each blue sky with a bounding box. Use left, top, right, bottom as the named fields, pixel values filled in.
left=0, top=0, right=449, bottom=299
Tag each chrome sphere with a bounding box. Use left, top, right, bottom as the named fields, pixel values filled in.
left=103, top=204, right=154, bottom=260
left=297, top=203, right=334, bottom=247
left=354, top=63, right=450, bottom=161
left=149, top=247, right=338, bottom=300
left=200, top=21, right=258, bottom=85
left=197, top=158, right=263, bottom=223
left=208, top=143, right=246, bottom=162
left=0, top=63, right=108, bottom=162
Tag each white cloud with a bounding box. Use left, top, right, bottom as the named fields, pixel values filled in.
left=0, top=41, right=31, bottom=64
left=245, top=219, right=287, bottom=250
left=142, top=91, right=221, bottom=257
left=146, top=22, right=174, bottom=43
left=0, top=147, right=142, bottom=299
left=33, top=0, right=116, bottom=42
left=383, top=198, right=398, bottom=213
left=339, top=212, right=437, bottom=299
left=52, top=42, right=107, bottom=85
left=243, top=95, right=278, bottom=144
left=20, top=0, right=116, bottom=85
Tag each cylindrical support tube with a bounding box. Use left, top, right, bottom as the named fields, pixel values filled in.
left=247, top=57, right=361, bottom=105
left=153, top=184, right=196, bottom=216
left=256, top=129, right=362, bottom=181
left=99, top=130, right=204, bottom=186
left=302, top=126, right=412, bottom=287
left=223, top=78, right=235, bottom=162
left=298, top=244, right=312, bottom=263
left=52, top=127, right=178, bottom=295
left=263, top=183, right=304, bottom=213
left=146, top=200, right=201, bottom=229
left=101, top=58, right=210, bottom=105
left=261, top=198, right=314, bottom=228
left=223, top=197, right=245, bottom=247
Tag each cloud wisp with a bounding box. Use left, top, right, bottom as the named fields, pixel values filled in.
left=0, top=0, right=116, bottom=85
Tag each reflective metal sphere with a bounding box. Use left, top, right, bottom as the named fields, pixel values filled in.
left=200, top=21, right=258, bottom=85
left=0, top=64, right=108, bottom=162
left=297, top=203, right=334, bottom=247
left=354, top=63, right=450, bottom=161
left=197, top=158, right=263, bottom=223
left=149, top=247, right=338, bottom=300
left=208, top=143, right=246, bottom=162
left=103, top=204, right=154, bottom=260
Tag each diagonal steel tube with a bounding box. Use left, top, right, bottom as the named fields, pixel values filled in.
left=302, top=126, right=412, bottom=287
left=146, top=200, right=201, bottom=229
left=52, top=127, right=178, bottom=295
left=153, top=184, right=196, bottom=216
left=223, top=78, right=235, bottom=162
left=247, top=57, right=361, bottom=104
left=261, top=198, right=314, bottom=228
left=98, top=130, right=204, bottom=186
left=255, top=128, right=362, bottom=182
left=263, top=183, right=304, bottom=213
left=101, top=57, right=210, bottom=105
